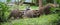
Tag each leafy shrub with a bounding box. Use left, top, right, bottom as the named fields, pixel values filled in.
left=0, top=2, right=9, bottom=22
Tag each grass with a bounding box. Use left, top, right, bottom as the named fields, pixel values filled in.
left=1, top=14, right=60, bottom=25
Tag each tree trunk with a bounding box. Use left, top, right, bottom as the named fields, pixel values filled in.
left=39, top=0, right=44, bottom=15
left=39, top=0, right=43, bottom=10
left=20, top=0, right=24, bottom=6
left=54, top=0, right=57, bottom=7
left=39, top=0, right=43, bottom=7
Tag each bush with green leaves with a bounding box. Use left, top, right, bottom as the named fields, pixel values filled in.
left=0, top=2, right=9, bottom=22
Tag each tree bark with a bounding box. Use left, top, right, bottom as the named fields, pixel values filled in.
left=38, top=0, right=44, bottom=15
left=39, top=0, right=43, bottom=7
left=20, top=0, right=24, bottom=6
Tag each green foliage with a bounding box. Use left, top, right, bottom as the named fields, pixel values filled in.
left=6, top=0, right=11, bottom=3
left=50, top=7, right=60, bottom=14
left=56, top=0, right=60, bottom=4
left=50, top=7, right=56, bottom=13
left=1, top=14, right=60, bottom=25
left=0, top=2, right=9, bottom=22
